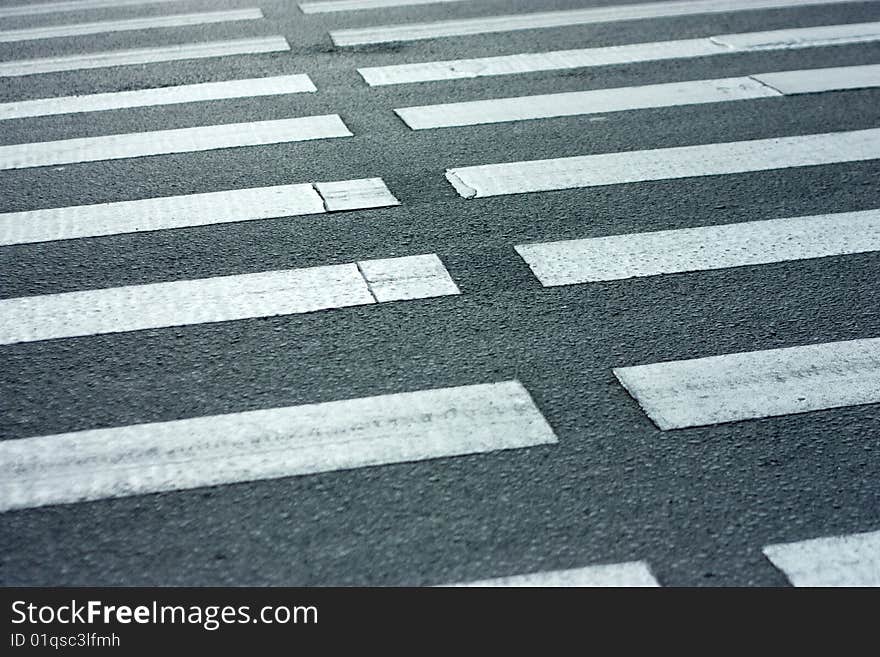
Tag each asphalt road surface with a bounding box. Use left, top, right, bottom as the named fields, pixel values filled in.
left=0, top=0, right=878, bottom=587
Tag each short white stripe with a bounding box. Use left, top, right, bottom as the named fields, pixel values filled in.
left=752, top=63, right=880, bottom=95
left=396, top=77, right=780, bottom=129
left=445, top=128, right=880, bottom=198
left=0, top=8, right=263, bottom=44
left=0, top=0, right=181, bottom=19
left=445, top=562, right=659, bottom=587
left=300, top=0, right=469, bottom=13
left=331, top=0, right=867, bottom=46
left=359, top=254, right=461, bottom=301
left=613, top=338, right=880, bottom=429
left=0, top=115, right=351, bottom=170
left=0, top=253, right=457, bottom=345
left=0, top=178, right=398, bottom=246
left=0, top=36, right=291, bottom=78
left=358, top=21, right=880, bottom=86
left=313, top=177, right=401, bottom=212
left=516, top=210, right=880, bottom=285
left=0, top=74, right=316, bottom=121
left=763, top=530, right=880, bottom=586
left=0, top=380, right=555, bottom=512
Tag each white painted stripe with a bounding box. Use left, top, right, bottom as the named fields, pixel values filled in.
left=445, top=562, right=659, bottom=587
left=0, top=178, right=398, bottom=246
left=359, top=254, right=460, bottom=301
left=0, top=380, right=555, bottom=512
left=0, top=115, right=351, bottom=170
left=396, top=77, right=780, bottom=129
left=300, top=0, right=469, bottom=13
left=752, top=63, right=880, bottom=95
left=0, top=36, right=291, bottom=78
left=0, top=74, right=316, bottom=121
left=358, top=21, right=880, bottom=86
left=613, top=338, right=880, bottom=430
left=0, top=253, right=457, bottom=344
left=763, top=530, right=880, bottom=586
left=516, top=210, right=880, bottom=286
left=445, top=128, right=880, bottom=199
left=331, top=0, right=868, bottom=46
left=0, top=0, right=181, bottom=19
left=314, top=177, right=401, bottom=212
left=0, top=8, right=263, bottom=44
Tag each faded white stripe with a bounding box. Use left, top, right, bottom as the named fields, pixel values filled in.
left=332, top=0, right=866, bottom=46
left=359, top=254, right=460, bottom=302
left=358, top=21, right=880, bottom=86
left=0, top=8, right=263, bottom=44
left=0, top=115, right=351, bottom=170
left=396, top=77, right=780, bottom=129
left=613, top=338, right=880, bottom=430
left=0, top=0, right=181, bottom=19
left=445, top=128, right=880, bottom=198
left=0, top=36, right=291, bottom=78
left=516, top=210, right=880, bottom=285
left=446, top=562, right=660, bottom=587
left=0, top=253, right=457, bottom=344
left=0, top=178, right=398, bottom=246
left=0, top=380, right=556, bottom=512
left=763, top=530, right=880, bottom=586
left=301, top=0, right=469, bottom=13
left=314, top=177, right=400, bottom=212
left=752, top=63, right=880, bottom=95
left=0, top=74, right=316, bottom=121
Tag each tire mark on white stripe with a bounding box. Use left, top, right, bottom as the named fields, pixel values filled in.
left=613, top=338, right=880, bottom=429
left=0, top=380, right=556, bottom=512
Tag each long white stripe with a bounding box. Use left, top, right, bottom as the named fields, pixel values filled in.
left=0, top=0, right=181, bottom=19
left=300, top=0, right=469, bottom=13
left=0, top=74, right=316, bottom=121
left=0, top=380, right=554, bottom=512
left=613, top=338, right=880, bottom=429
left=445, top=129, right=880, bottom=198
left=752, top=63, right=880, bottom=95
left=0, top=36, right=291, bottom=78
left=358, top=21, right=880, bottom=86
left=763, top=530, right=880, bottom=586
left=445, top=562, right=659, bottom=587
left=0, top=178, right=398, bottom=246
left=0, top=9, right=263, bottom=44
left=397, top=66, right=880, bottom=129
left=0, top=115, right=351, bottom=170
left=0, top=254, right=458, bottom=345
left=396, top=77, right=780, bottom=129
left=516, top=210, right=880, bottom=286
left=331, top=0, right=869, bottom=46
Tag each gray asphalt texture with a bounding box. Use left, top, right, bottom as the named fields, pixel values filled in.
left=0, top=0, right=878, bottom=586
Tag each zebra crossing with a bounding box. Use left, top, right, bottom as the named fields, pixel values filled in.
left=1, top=0, right=878, bottom=587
